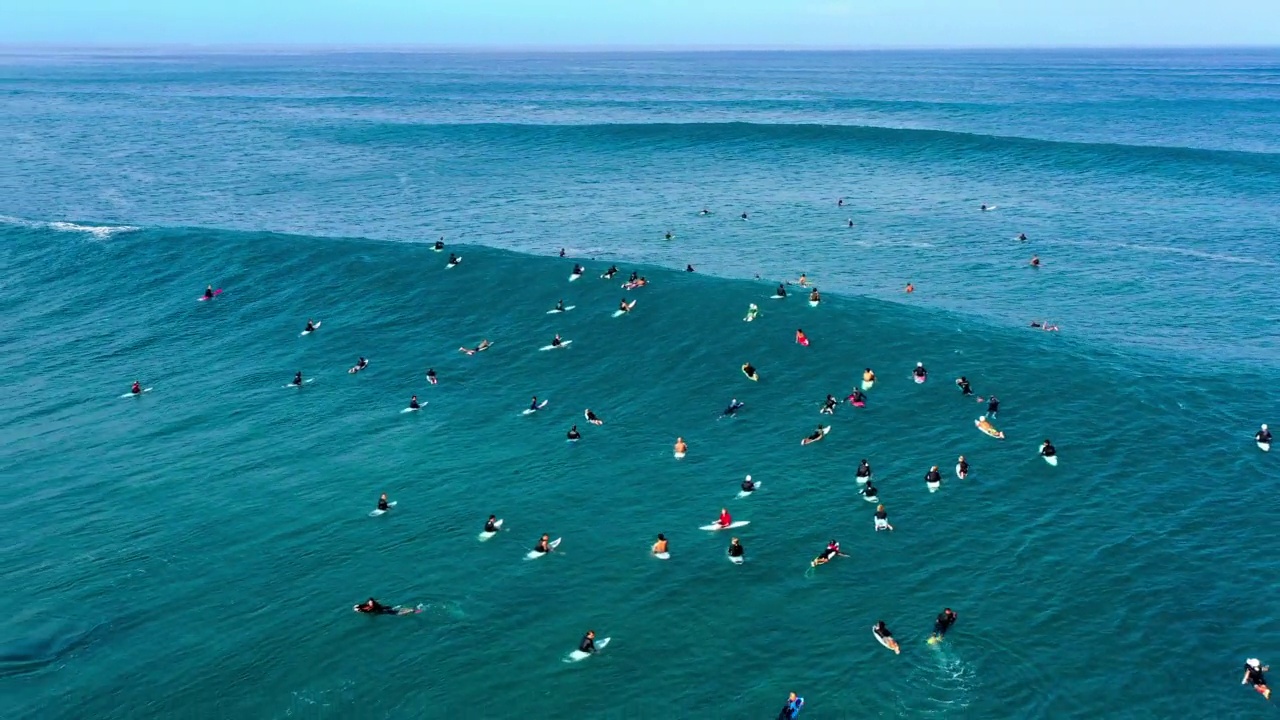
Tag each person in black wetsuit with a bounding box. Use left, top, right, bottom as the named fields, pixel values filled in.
left=741, top=212, right=749, bottom=220
left=484, top=515, right=500, bottom=533
left=578, top=630, right=597, bottom=654
left=603, top=265, right=618, bottom=279
left=551, top=335, right=563, bottom=347
left=567, top=425, right=581, bottom=441
left=848, top=388, right=866, bottom=405
left=812, top=539, right=841, bottom=566
left=408, top=395, right=420, bottom=410
left=204, top=285, right=214, bottom=299
left=448, top=253, right=460, bottom=266
left=777, top=693, right=804, bottom=720
left=1040, top=439, right=1056, bottom=458
left=355, top=598, right=397, bottom=614
left=435, top=238, right=445, bottom=251
left=686, top=264, right=695, bottom=272
left=820, top=394, right=838, bottom=415
left=723, top=399, right=745, bottom=417
left=932, top=608, right=958, bottom=642
left=555, top=299, right=565, bottom=312
left=728, top=537, right=745, bottom=559
left=913, top=362, right=927, bottom=381
left=955, top=376, right=973, bottom=396
left=861, top=479, right=878, bottom=500
left=925, top=466, right=942, bottom=485
left=304, top=320, right=316, bottom=333
left=1018, top=233, right=1027, bottom=242
left=957, top=455, right=969, bottom=478
left=426, top=368, right=437, bottom=383
left=1243, top=659, right=1272, bottom=700
left=665, top=231, right=673, bottom=240
left=776, top=284, right=787, bottom=298
left=740, top=475, right=755, bottom=493
left=629, top=271, right=639, bottom=283
left=987, top=396, right=1000, bottom=418
left=377, top=494, right=389, bottom=512
left=1257, top=424, right=1272, bottom=445
left=856, top=459, right=872, bottom=482
left=572, top=263, right=583, bottom=276
left=528, top=396, right=540, bottom=411
left=292, top=372, right=303, bottom=387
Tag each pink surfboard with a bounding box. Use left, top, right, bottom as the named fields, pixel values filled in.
left=198, top=289, right=223, bottom=301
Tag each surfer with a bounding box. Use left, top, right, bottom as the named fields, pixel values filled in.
left=986, top=396, right=1000, bottom=418
left=579, top=630, right=597, bottom=654
left=1030, top=255, right=1040, bottom=267
left=874, top=621, right=900, bottom=651
left=740, top=475, right=756, bottom=493
left=409, top=395, right=420, bottom=410
left=861, top=479, right=879, bottom=500
left=820, top=394, right=838, bottom=415
left=304, top=319, right=316, bottom=333
left=777, top=693, right=804, bottom=720
left=426, top=368, right=438, bottom=384
left=863, top=368, right=876, bottom=384
left=976, top=416, right=1003, bottom=438
left=723, top=398, right=745, bottom=417
left=559, top=248, right=566, bottom=257
left=905, top=282, right=914, bottom=293
left=652, top=534, right=668, bottom=556
left=741, top=212, right=749, bottom=220
left=809, top=288, right=820, bottom=303
left=1040, top=439, right=1057, bottom=458
left=528, top=396, right=541, bottom=412
left=728, top=537, right=745, bottom=559
left=856, top=459, right=872, bottom=482
left=629, top=271, right=639, bottom=283
left=551, top=334, right=563, bottom=348
left=1029, top=320, right=1060, bottom=331
left=956, top=376, right=973, bottom=396
left=957, top=455, right=969, bottom=478
left=717, top=508, right=732, bottom=528
left=874, top=504, right=894, bottom=531
left=925, top=466, right=942, bottom=485
left=534, top=534, right=554, bottom=555
left=664, top=231, right=673, bottom=240
left=1258, top=424, right=1272, bottom=445
left=1243, top=659, right=1272, bottom=700
left=572, top=263, right=583, bottom=276
left=745, top=303, right=759, bottom=321
left=931, top=608, right=958, bottom=642
left=585, top=409, right=603, bottom=425
left=355, top=598, right=398, bottom=615
left=699, top=208, right=710, bottom=216
left=447, top=253, right=460, bottom=266
left=675, top=437, right=688, bottom=456
left=377, top=494, right=390, bottom=512
left=484, top=515, right=500, bottom=533
left=603, top=265, right=618, bottom=279
left=913, top=362, right=927, bottom=381
left=742, top=362, right=758, bottom=381
left=435, top=238, right=445, bottom=251
left=811, top=539, right=842, bottom=566
left=567, top=425, right=581, bottom=441
left=204, top=285, right=214, bottom=299
left=795, top=329, right=809, bottom=346
left=1019, top=233, right=1027, bottom=242
left=292, top=372, right=303, bottom=387
left=838, top=197, right=844, bottom=206
left=618, top=299, right=631, bottom=314
left=350, top=357, right=368, bottom=373
left=686, top=264, right=694, bottom=272
left=554, top=299, right=565, bottom=312
left=459, top=339, right=492, bottom=355
left=131, top=381, right=142, bottom=395
left=803, top=426, right=826, bottom=444
left=980, top=204, right=989, bottom=211
left=775, top=284, right=787, bottom=298
left=797, top=274, right=809, bottom=287
left=847, top=388, right=866, bottom=406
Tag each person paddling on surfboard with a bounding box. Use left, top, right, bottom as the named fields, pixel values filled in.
left=777, top=692, right=804, bottom=720
left=409, top=395, right=420, bottom=410
left=740, top=475, right=756, bottom=493
left=717, top=508, right=732, bottom=528
left=723, top=398, right=745, bottom=417
left=874, top=621, right=901, bottom=653
left=131, top=381, right=142, bottom=395
left=728, top=537, right=745, bottom=559
left=484, top=515, right=500, bottom=533
left=795, top=329, right=809, bottom=346
left=913, top=362, right=927, bottom=382
left=1040, top=439, right=1056, bottom=459
left=204, top=285, right=214, bottom=300
left=567, top=425, right=581, bottom=441
left=875, top=504, right=894, bottom=532
left=820, top=394, right=837, bottom=415
left=856, top=459, right=872, bottom=482
left=377, top=494, right=390, bottom=512
left=811, top=539, right=844, bottom=566
left=1243, top=659, right=1272, bottom=700
left=585, top=409, right=603, bottom=425
left=1030, top=255, right=1040, bottom=267
left=976, top=416, right=1003, bottom=439
left=931, top=608, right=958, bottom=643
left=652, top=534, right=668, bottom=556
left=355, top=598, right=398, bottom=615
left=803, top=426, right=826, bottom=444
left=533, top=534, right=554, bottom=555
left=742, top=363, right=759, bottom=381
left=578, top=630, right=597, bottom=654
left=292, top=372, right=303, bottom=387
left=603, top=265, right=618, bottom=279
left=863, top=368, right=876, bottom=384
left=1256, top=424, right=1271, bottom=446
left=426, top=368, right=438, bottom=384
left=956, top=376, right=973, bottom=396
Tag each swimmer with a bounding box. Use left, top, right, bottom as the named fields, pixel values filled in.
left=913, top=362, right=927, bottom=381
left=873, top=620, right=900, bottom=653
left=292, top=371, right=303, bottom=387
left=775, top=284, right=787, bottom=298
left=579, top=630, right=597, bottom=654
left=957, top=455, right=969, bottom=479
left=1030, top=255, right=1040, bottom=267
left=435, top=238, right=445, bottom=251
left=723, top=398, right=745, bottom=417
left=377, top=493, right=390, bottom=512
left=131, top=380, right=142, bottom=395
left=1258, top=424, right=1272, bottom=445
left=717, top=507, right=731, bottom=528
left=567, top=425, right=581, bottom=441
left=458, top=339, right=492, bottom=355
left=204, top=285, right=214, bottom=299
left=409, top=395, right=420, bottom=410
left=1040, top=439, right=1057, bottom=458
left=874, top=504, right=894, bottom=532
left=447, top=253, right=460, bottom=266
left=585, top=409, right=603, bottom=426
left=820, top=394, right=838, bottom=415
left=1243, top=658, right=1272, bottom=701
left=533, top=534, right=554, bottom=555
left=675, top=437, right=689, bottom=456
left=986, top=396, right=1000, bottom=418
left=740, top=475, right=756, bottom=493
left=355, top=598, right=398, bottom=615
left=426, top=368, right=438, bottom=384
left=956, top=376, right=973, bottom=395
left=905, top=282, right=914, bottom=293
left=931, top=608, right=958, bottom=642
left=484, top=515, right=500, bottom=533
left=856, top=458, right=872, bottom=482
left=652, top=534, right=668, bottom=556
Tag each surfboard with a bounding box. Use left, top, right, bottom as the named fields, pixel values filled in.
left=982, top=205, right=998, bottom=211
left=796, top=335, right=810, bottom=347
left=861, top=380, right=874, bottom=390
left=284, top=378, right=315, bottom=388
left=569, top=272, right=582, bottom=281
left=736, top=481, right=762, bottom=499
left=300, top=321, right=321, bottom=336
left=674, top=451, right=686, bottom=459
left=927, top=481, right=941, bottom=493
left=728, top=552, right=745, bottom=565
left=913, top=374, right=926, bottom=384
left=348, top=360, right=369, bottom=374
left=368, top=501, right=397, bottom=517
left=539, top=340, right=572, bottom=351
left=427, top=374, right=438, bottom=384
left=478, top=519, right=504, bottom=540
left=611, top=300, right=637, bottom=317
left=809, top=300, right=819, bottom=307
left=120, top=388, right=153, bottom=398
left=197, top=289, right=222, bottom=301
left=850, top=399, right=865, bottom=408
left=446, top=257, right=462, bottom=268
left=956, top=464, right=967, bottom=479
left=770, top=294, right=786, bottom=299
left=526, top=537, right=561, bottom=559
left=701, top=520, right=750, bottom=531
left=742, top=365, right=759, bottom=381
left=856, top=473, right=871, bottom=484
left=801, top=426, right=831, bottom=445
left=1042, top=450, right=1059, bottom=466
left=546, top=306, right=576, bottom=314
left=567, top=636, right=610, bottom=662
left=873, top=626, right=900, bottom=654
left=1260, top=441, right=1272, bottom=452
left=654, top=551, right=670, bottom=560
left=975, top=419, right=1004, bottom=439
left=522, top=400, right=549, bottom=415
left=862, top=493, right=879, bottom=503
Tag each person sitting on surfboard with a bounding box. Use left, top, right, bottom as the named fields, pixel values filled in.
left=874, top=505, right=894, bottom=531
left=629, top=271, right=639, bottom=283
left=1040, top=439, right=1056, bottom=458
left=426, top=368, right=437, bottom=384
left=434, top=238, right=444, bottom=250
left=355, top=598, right=397, bottom=614
left=555, top=299, right=565, bottom=312
left=572, top=263, right=583, bottom=276
left=447, top=253, right=460, bottom=266
left=204, top=285, right=214, bottom=299
left=957, top=456, right=969, bottom=479
left=795, top=329, right=809, bottom=346
left=863, top=368, right=876, bottom=384
left=741, top=211, right=749, bottom=220
left=775, top=284, right=787, bottom=298
left=484, top=515, right=500, bottom=533
left=534, top=534, right=553, bottom=555
left=986, top=396, right=1000, bottom=417
left=578, top=631, right=597, bottom=654
left=925, top=466, right=942, bottom=485
left=931, top=609, right=958, bottom=643
left=820, top=394, right=837, bottom=415
left=377, top=494, right=389, bottom=512
left=728, top=537, right=744, bottom=558
left=292, top=372, right=303, bottom=387
left=955, top=376, right=973, bottom=396
left=797, top=274, right=808, bottom=287
left=1244, top=659, right=1272, bottom=700
left=131, top=381, right=142, bottom=395
left=741, top=475, right=755, bottom=493
left=664, top=231, right=673, bottom=240
left=528, top=396, right=540, bottom=412
left=856, top=459, right=872, bottom=481
left=304, top=319, right=316, bottom=333
left=1258, top=425, right=1272, bottom=445
left=1019, top=233, right=1027, bottom=242
left=618, top=299, right=631, bottom=313
left=717, top=508, right=731, bottom=528
left=567, top=425, right=581, bottom=441
left=913, top=362, right=927, bottom=381
left=777, top=692, right=804, bottom=720
left=409, top=395, right=420, bottom=410
left=551, top=335, right=563, bottom=348
left=652, top=534, right=668, bottom=555
left=874, top=621, right=900, bottom=651
left=585, top=409, right=603, bottom=425
left=686, top=264, right=694, bottom=272
left=862, top=479, right=879, bottom=500
left=723, top=399, right=745, bottom=417
left=675, top=438, right=688, bottom=456
left=809, top=288, right=820, bottom=303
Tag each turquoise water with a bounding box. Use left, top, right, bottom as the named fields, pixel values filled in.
left=1, top=50, right=1279, bottom=719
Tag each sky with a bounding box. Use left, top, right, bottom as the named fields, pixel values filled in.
left=1, top=0, right=1278, bottom=48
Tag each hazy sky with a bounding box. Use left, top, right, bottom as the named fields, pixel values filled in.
left=2, top=0, right=1278, bottom=47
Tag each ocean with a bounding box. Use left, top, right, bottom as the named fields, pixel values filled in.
left=0, top=49, right=1278, bottom=719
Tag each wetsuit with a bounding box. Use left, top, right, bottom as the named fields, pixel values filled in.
left=535, top=541, right=550, bottom=554
left=741, top=479, right=755, bottom=492
left=875, top=508, right=889, bottom=525
left=776, top=285, right=787, bottom=297
left=807, top=430, right=823, bottom=441
left=1258, top=429, right=1273, bottom=444
left=305, top=323, right=315, bottom=332
left=863, top=482, right=878, bottom=498
left=926, top=469, right=942, bottom=484
left=567, top=428, right=581, bottom=440
left=958, top=459, right=969, bottom=476
left=914, top=367, right=927, bottom=379
left=377, top=498, right=389, bottom=511
left=728, top=542, right=744, bottom=557
left=856, top=462, right=872, bottom=480
left=874, top=623, right=893, bottom=640
left=552, top=337, right=562, bottom=346
left=555, top=301, right=564, bottom=311
left=484, top=518, right=499, bottom=533
left=1245, top=664, right=1269, bottom=692
left=849, top=390, right=865, bottom=405
left=409, top=399, right=420, bottom=409
left=934, top=611, right=957, bottom=637
left=529, top=399, right=539, bottom=411
left=605, top=265, right=617, bottom=278
left=987, top=397, right=1000, bottom=416
left=204, top=288, right=213, bottom=299
left=724, top=401, right=744, bottom=416
left=743, top=365, right=756, bottom=378
left=358, top=600, right=396, bottom=615
left=1041, top=443, right=1056, bottom=458
left=686, top=265, right=694, bottom=272
left=435, top=241, right=444, bottom=250
left=957, top=378, right=972, bottom=395
left=427, top=370, right=437, bottom=382
left=586, top=411, right=600, bottom=423
left=293, top=373, right=303, bottom=386
left=629, top=272, right=638, bottom=282
left=579, top=636, right=596, bottom=653
left=822, top=397, right=837, bottom=413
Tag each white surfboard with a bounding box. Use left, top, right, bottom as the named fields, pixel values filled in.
left=1260, top=441, right=1272, bottom=453
left=653, top=552, right=670, bottom=560
left=913, top=374, right=926, bottom=384
left=862, top=493, right=879, bottom=503
left=401, top=404, right=424, bottom=413
left=861, top=380, right=874, bottom=391
left=369, top=501, right=397, bottom=517
left=479, top=519, right=503, bottom=540
left=982, top=205, right=998, bottom=211
left=809, top=300, right=819, bottom=307
left=736, top=481, right=762, bottom=499
left=728, top=552, right=745, bottom=565
left=674, top=451, right=686, bottom=459
left=955, top=464, right=966, bottom=479
left=1043, top=454, right=1058, bottom=466
left=567, top=636, right=610, bottom=661
left=546, top=306, right=576, bottom=314
left=801, top=426, right=831, bottom=445
left=446, top=257, right=462, bottom=268
left=856, top=473, right=871, bottom=484
left=526, top=537, right=561, bottom=560
left=927, top=481, right=941, bottom=493
left=569, top=272, right=582, bottom=282
left=700, top=520, right=750, bottom=531
left=300, top=321, right=321, bottom=336
left=873, top=626, right=900, bottom=654
left=612, top=300, right=637, bottom=317
left=348, top=360, right=369, bottom=374
left=539, top=340, right=572, bottom=351
left=284, top=378, right=315, bottom=388
left=120, top=388, right=153, bottom=398
left=770, top=294, right=786, bottom=299
left=522, top=400, right=549, bottom=415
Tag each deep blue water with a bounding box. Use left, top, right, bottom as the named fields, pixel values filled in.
left=1, top=49, right=1278, bottom=719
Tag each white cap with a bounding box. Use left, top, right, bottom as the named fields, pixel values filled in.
left=917, top=362, right=923, bottom=367
left=745, top=475, right=752, bottom=481
left=1264, top=424, right=1269, bottom=430
left=1248, top=658, right=1261, bottom=669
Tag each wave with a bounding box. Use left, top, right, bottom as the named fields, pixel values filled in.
left=0, top=215, right=137, bottom=239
